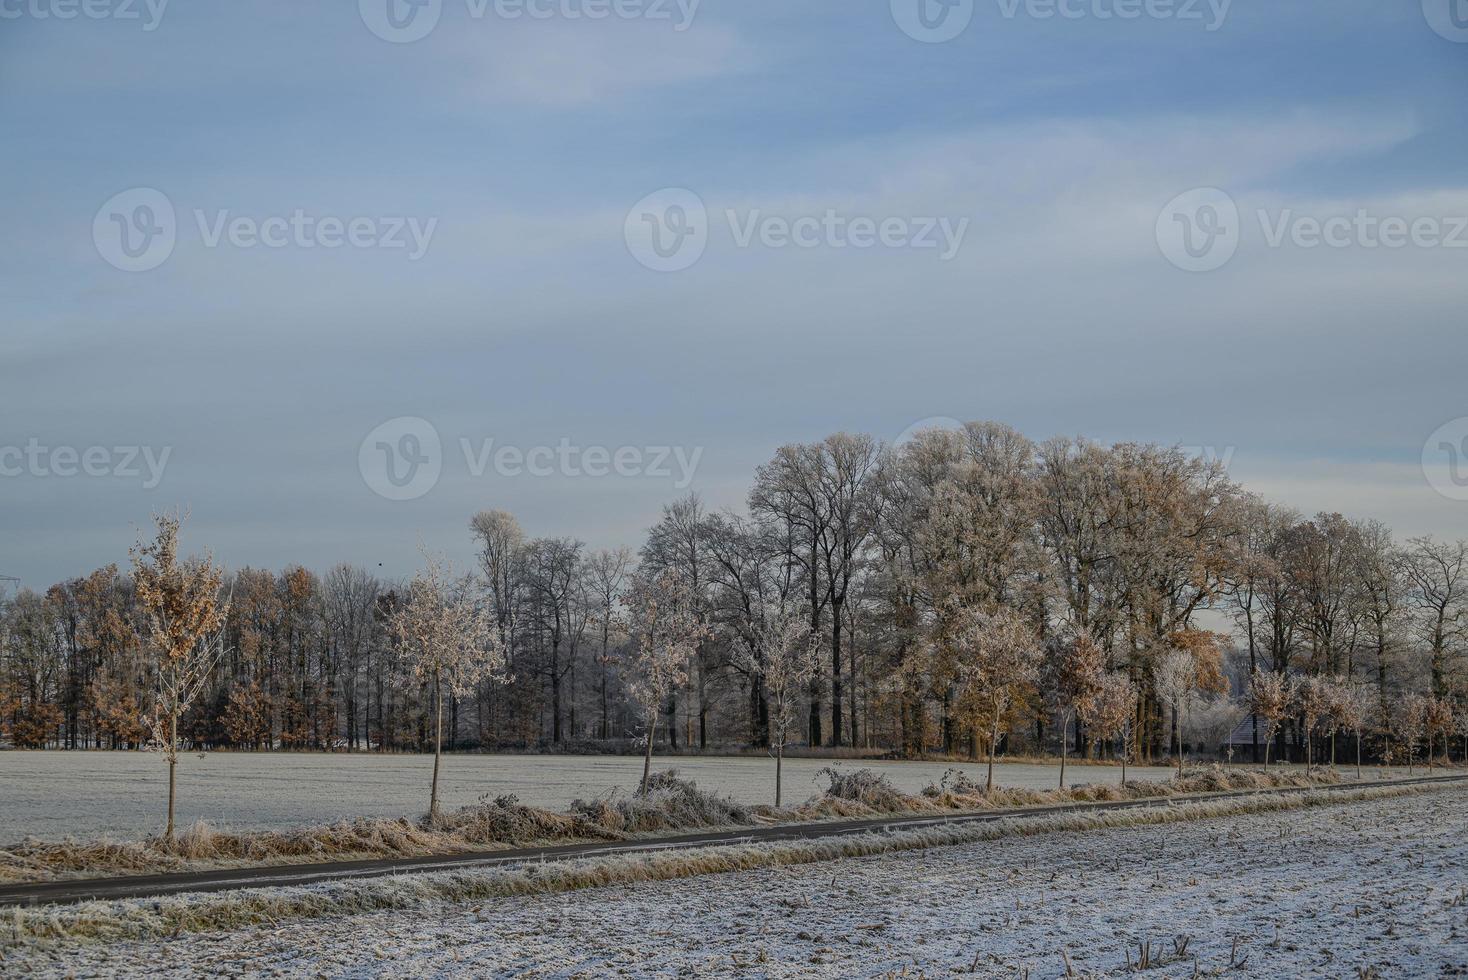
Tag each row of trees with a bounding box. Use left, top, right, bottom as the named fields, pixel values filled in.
left=3, top=422, right=1465, bottom=777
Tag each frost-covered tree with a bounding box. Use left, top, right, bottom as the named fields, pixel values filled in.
left=1084, top=671, right=1138, bottom=783
left=131, top=513, right=229, bottom=840
left=1394, top=693, right=1430, bottom=775
left=1044, top=631, right=1105, bottom=789
left=623, top=571, right=711, bottom=794
left=1154, top=650, right=1197, bottom=779
left=1248, top=669, right=1293, bottom=770
left=1426, top=697, right=1455, bottom=772
left=388, top=552, right=508, bottom=821
left=733, top=609, right=819, bottom=805
left=951, top=606, right=1042, bottom=793
left=1330, top=680, right=1373, bottom=779
left=1294, top=675, right=1335, bottom=771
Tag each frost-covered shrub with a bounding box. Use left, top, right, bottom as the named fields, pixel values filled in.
left=815, top=767, right=910, bottom=811
left=435, top=794, right=616, bottom=844
left=571, top=770, right=752, bottom=834
left=921, top=768, right=985, bottom=798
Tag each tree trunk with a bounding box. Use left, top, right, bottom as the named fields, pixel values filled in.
left=165, top=712, right=178, bottom=840
left=830, top=596, right=843, bottom=748
left=986, top=719, right=999, bottom=793
left=641, top=711, right=657, bottom=795
left=1059, top=712, right=1068, bottom=790
left=430, top=673, right=443, bottom=821
left=1173, top=708, right=1183, bottom=780
left=775, top=741, right=783, bottom=807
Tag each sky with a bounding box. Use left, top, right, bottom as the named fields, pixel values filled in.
left=1, top=0, right=1465, bottom=587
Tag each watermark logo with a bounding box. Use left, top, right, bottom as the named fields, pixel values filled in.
left=625, top=188, right=708, bottom=272
left=1423, top=0, right=1468, bottom=42
left=193, top=210, right=437, bottom=259
left=93, top=190, right=438, bottom=271
left=1156, top=187, right=1239, bottom=273
left=891, top=0, right=974, bottom=42
left=995, top=0, right=1231, bottom=31
left=1423, top=417, right=1468, bottom=502
left=93, top=187, right=176, bottom=273
left=360, top=0, right=700, bottom=43
left=893, top=416, right=967, bottom=448
left=0, top=440, right=171, bottom=489
left=1256, top=209, right=1468, bottom=251
left=359, top=421, right=702, bottom=499
left=1180, top=444, right=1236, bottom=471
left=461, top=436, right=702, bottom=487
left=360, top=417, right=443, bottom=500
left=359, top=0, right=442, bottom=42
left=1158, top=187, right=1468, bottom=272
left=0, top=0, right=169, bottom=30
left=625, top=188, right=971, bottom=272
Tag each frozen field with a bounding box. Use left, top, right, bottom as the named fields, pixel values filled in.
left=0, top=751, right=1177, bottom=841
left=13, top=783, right=1465, bottom=977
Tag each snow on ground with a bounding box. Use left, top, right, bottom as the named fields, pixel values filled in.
left=0, top=751, right=1181, bottom=840
left=11, top=785, right=1465, bottom=978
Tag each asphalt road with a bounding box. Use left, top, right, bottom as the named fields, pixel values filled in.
left=4, top=773, right=1463, bottom=908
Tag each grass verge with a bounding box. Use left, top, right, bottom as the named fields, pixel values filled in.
left=0, top=765, right=1338, bottom=884
left=2, top=779, right=1447, bottom=946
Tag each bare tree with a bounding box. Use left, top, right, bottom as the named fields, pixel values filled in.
left=1084, top=671, right=1138, bottom=783
left=623, top=571, right=711, bottom=794
left=131, top=512, right=229, bottom=840
left=1401, top=537, right=1467, bottom=698
left=732, top=609, right=819, bottom=805
left=1154, top=650, right=1197, bottom=779
left=1330, top=680, right=1372, bottom=779
left=1394, top=693, right=1430, bottom=775
left=1044, top=631, right=1105, bottom=789
left=1248, top=669, right=1293, bottom=770
left=388, top=552, right=508, bottom=821
left=1426, top=696, right=1455, bottom=772
left=951, top=606, right=1043, bottom=793
left=585, top=547, right=631, bottom=740
left=1294, top=675, right=1334, bottom=771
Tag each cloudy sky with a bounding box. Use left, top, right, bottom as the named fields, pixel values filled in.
left=2, top=0, right=1465, bottom=586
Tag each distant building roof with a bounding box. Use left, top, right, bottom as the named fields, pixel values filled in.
left=1224, top=713, right=1267, bottom=747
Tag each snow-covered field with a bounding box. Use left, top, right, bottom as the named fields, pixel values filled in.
left=12, top=785, right=1465, bottom=978
left=0, top=751, right=1179, bottom=840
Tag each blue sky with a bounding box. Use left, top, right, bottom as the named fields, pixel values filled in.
left=2, top=0, right=1465, bottom=585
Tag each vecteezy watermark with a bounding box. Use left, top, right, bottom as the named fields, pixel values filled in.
left=1156, top=187, right=1240, bottom=273
left=1422, top=0, right=1468, bottom=42
left=625, top=188, right=971, bottom=272
left=358, top=417, right=704, bottom=499
left=1423, top=417, right=1468, bottom=502
left=891, top=0, right=974, bottom=43
left=624, top=188, right=709, bottom=273
left=0, top=0, right=169, bottom=30
left=360, top=417, right=444, bottom=501
left=0, top=439, right=171, bottom=489
left=359, top=0, right=700, bottom=43
left=892, top=0, right=1231, bottom=42
left=995, top=0, right=1231, bottom=30
left=93, top=187, right=177, bottom=273
left=893, top=416, right=967, bottom=448
left=1157, top=187, right=1468, bottom=272
left=1179, top=444, right=1236, bottom=471
left=93, top=188, right=438, bottom=272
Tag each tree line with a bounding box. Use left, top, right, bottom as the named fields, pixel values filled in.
left=2, top=422, right=1464, bottom=769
